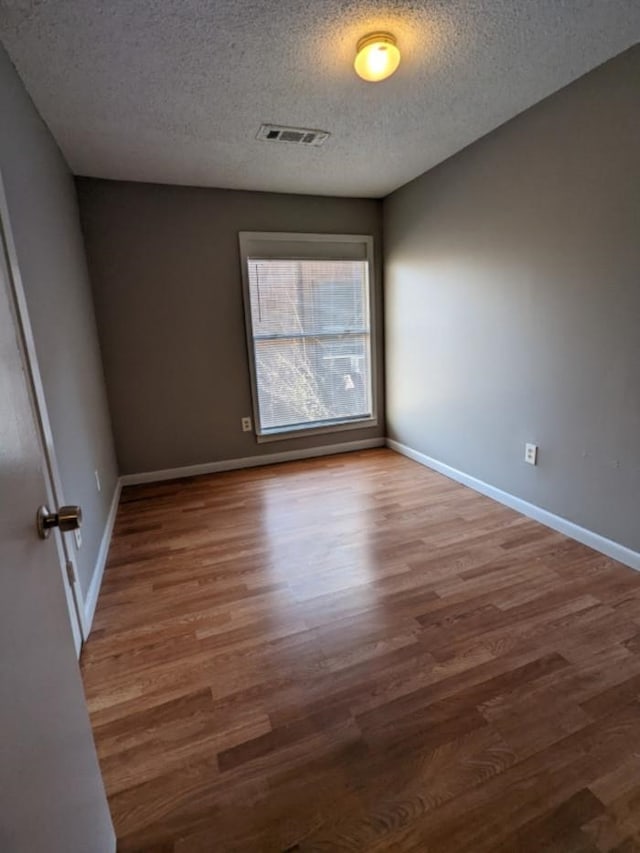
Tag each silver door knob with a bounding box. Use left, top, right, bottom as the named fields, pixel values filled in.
left=36, top=505, right=83, bottom=540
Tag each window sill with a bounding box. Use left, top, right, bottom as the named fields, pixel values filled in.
left=255, top=416, right=379, bottom=444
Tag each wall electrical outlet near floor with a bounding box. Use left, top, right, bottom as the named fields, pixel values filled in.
left=525, top=443, right=538, bottom=465
left=241, top=417, right=252, bottom=432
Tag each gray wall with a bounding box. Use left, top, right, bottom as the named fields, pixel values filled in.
left=384, top=46, right=640, bottom=552
left=76, top=181, right=384, bottom=474
left=0, top=44, right=118, bottom=599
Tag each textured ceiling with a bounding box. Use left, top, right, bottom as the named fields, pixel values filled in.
left=1, top=1, right=639, bottom=197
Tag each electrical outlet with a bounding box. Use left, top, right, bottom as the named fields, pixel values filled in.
left=241, top=417, right=252, bottom=432
left=74, top=528, right=82, bottom=549
left=525, top=443, right=538, bottom=465
left=94, top=469, right=101, bottom=492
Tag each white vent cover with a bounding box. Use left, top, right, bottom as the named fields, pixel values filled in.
left=256, top=124, right=330, bottom=147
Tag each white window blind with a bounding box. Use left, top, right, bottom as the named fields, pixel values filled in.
left=240, top=234, right=376, bottom=438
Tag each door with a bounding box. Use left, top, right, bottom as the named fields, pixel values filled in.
left=0, top=210, right=114, bottom=850
left=0, top=175, right=84, bottom=653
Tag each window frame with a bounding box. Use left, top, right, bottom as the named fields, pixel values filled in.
left=239, top=231, right=379, bottom=443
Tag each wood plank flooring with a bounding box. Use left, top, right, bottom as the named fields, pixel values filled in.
left=81, top=448, right=640, bottom=852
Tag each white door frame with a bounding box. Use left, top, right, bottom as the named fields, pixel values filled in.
left=0, top=170, right=86, bottom=653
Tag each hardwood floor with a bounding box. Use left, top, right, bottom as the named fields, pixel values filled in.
left=81, top=448, right=640, bottom=852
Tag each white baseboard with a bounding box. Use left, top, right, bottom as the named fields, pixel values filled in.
left=83, top=436, right=638, bottom=645
left=386, top=438, right=640, bottom=572
left=119, top=438, right=386, bottom=486
left=82, top=479, right=122, bottom=636
left=81, top=439, right=384, bottom=638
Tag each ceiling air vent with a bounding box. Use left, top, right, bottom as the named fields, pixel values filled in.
left=256, top=124, right=330, bottom=147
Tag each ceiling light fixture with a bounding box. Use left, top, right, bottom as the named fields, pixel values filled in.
left=354, top=32, right=401, bottom=82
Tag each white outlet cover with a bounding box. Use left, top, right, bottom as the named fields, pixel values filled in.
left=525, top=443, right=538, bottom=465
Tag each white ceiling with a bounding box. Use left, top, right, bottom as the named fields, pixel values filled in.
left=1, top=1, right=639, bottom=198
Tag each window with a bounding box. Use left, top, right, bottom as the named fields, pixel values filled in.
left=239, top=233, right=377, bottom=440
